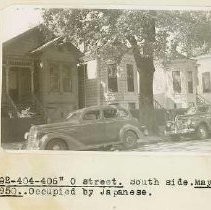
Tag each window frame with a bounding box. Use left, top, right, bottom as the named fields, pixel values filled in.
left=49, top=63, right=60, bottom=93
left=107, top=63, right=118, bottom=92
left=172, top=71, right=182, bottom=94
left=126, top=64, right=135, bottom=92
left=202, top=72, right=211, bottom=93
left=82, top=109, right=101, bottom=121
left=62, top=64, right=72, bottom=92
left=48, top=62, right=73, bottom=93
left=187, top=71, right=193, bottom=94
left=128, top=102, right=136, bottom=110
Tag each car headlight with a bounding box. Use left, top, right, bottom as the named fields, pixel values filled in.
left=187, top=119, right=196, bottom=126
left=33, top=131, right=38, bottom=139
left=187, top=119, right=192, bottom=126
left=166, top=121, right=172, bottom=127
left=29, top=126, right=39, bottom=140
left=24, top=132, right=29, bottom=140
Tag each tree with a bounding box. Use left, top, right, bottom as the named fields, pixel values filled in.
left=41, top=8, right=211, bottom=132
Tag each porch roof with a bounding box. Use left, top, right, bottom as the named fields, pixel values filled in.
left=30, top=37, right=62, bottom=54
left=30, top=36, right=83, bottom=59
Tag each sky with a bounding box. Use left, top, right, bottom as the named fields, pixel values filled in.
left=1, top=6, right=43, bottom=42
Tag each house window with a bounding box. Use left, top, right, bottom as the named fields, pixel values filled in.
left=128, top=103, right=136, bottom=110
left=49, top=63, right=60, bottom=92
left=172, top=71, right=181, bottom=93
left=49, top=63, right=72, bottom=93
left=127, top=64, right=134, bottom=92
left=62, top=64, right=72, bottom=92
left=108, top=64, right=118, bottom=92
left=187, top=71, right=193, bottom=93
left=202, top=72, right=211, bottom=93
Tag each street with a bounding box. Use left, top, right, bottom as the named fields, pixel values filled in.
left=132, top=138, right=211, bottom=153
left=1, top=137, right=211, bottom=153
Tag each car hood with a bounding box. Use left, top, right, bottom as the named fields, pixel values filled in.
left=176, top=114, right=190, bottom=120
left=32, top=120, right=80, bottom=133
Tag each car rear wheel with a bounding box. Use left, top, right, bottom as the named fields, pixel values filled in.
left=196, top=125, right=208, bottom=140
left=122, top=130, right=138, bottom=149
left=45, top=139, right=68, bottom=150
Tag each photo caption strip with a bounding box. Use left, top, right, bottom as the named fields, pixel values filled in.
left=0, top=176, right=210, bottom=198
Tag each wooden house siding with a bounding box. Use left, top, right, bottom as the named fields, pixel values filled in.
left=2, top=27, right=81, bottom=123
left=154, top=59, right=197, bottom=109
left=79, top=50, right=139, bottom=109
left=98, top=51, right=139, bottom=108
left=196, top=54, right=211, bottom=103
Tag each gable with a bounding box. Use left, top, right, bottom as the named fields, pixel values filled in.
left=3, top=27, right=44, bottom=56
left=41, top=44, right=80, bottom=64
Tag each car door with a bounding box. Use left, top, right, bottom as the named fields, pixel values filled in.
left=102, top=107, right=127, bottom=142
left=75, top=108, right=105, bottom=145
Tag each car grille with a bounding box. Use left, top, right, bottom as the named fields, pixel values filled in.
left=176, top=119, right=188, bottom=130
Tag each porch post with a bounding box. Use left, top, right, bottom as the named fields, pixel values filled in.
left=30, top=67, right=34, bottom=94
left=5, top=65, right=10, bottom=94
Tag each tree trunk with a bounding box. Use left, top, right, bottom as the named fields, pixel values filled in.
left=127, top=11, right=157, bottom=133
left=138, top=57, right=156, bottom=133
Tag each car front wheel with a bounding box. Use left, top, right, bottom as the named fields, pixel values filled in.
left=122, top=130, right=138, bottom=149
left=45, top=139, right=68, bottom=150
left=196, top=125, right=208, bottom=140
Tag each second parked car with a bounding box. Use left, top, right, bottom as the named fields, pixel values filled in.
left=24, top=105, right=145, bottom=150
left=165, top=105, right=211, bottom=140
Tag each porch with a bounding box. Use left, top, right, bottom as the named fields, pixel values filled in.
left=2, top=55, right=46, bottom=121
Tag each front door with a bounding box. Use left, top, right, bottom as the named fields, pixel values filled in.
left=9, top=67, right=31, bottom=102
left=9, top=69, right=19, bottom=102
left=18, top=68, right=31, bottom=102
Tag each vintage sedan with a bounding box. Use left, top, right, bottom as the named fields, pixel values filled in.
left=165, top=105, right=211, bottom=140
left=24, top=105, right=145, bottom=150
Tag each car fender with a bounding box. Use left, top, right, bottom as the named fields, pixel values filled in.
left=196, top=121, right=210, bottom=131
left=119, top=124, right=142, bottom=141
left=39, top=132, right=85, bottom=150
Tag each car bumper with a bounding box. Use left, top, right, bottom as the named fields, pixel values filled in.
left=165, top=128, right=196, bottom=136
left=22, top=138, right=40, bottom=150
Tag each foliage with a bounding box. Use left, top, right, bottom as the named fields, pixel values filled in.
left=42, top=9, right=211, bottom=58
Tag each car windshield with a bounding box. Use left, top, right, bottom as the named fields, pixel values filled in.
left=66, top=111, right=82, bottom=121
left=186, top=106, right=209, bottom=115
left=186, top=106, right=197, bottom=115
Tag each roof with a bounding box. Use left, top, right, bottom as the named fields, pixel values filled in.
left=194, top=53, right=211, bottom=60
left=3, top=25, right=41, bottom=47
left=29, top=36, right=83, bottom=57
left=3, top=24, right=82, bottom=58
left=30, top=37, right=62, bottom=54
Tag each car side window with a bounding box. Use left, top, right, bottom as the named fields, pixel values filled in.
left=83, top=110, right=100, bottom=121
left=103, top=108, right=118, bottom=119
left=118, top=108, right=129, bottom=118
left=198, top=106, right=209, bottom=113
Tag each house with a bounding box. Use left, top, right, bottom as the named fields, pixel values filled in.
left=153, top=57, right=198, bottom=109
left=196, top=53, right=211, bottom=104
left=78, top=42, right=139, bottom=110
left=2, top=25, right=82, bottom=123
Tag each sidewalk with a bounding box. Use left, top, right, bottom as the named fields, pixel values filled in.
left=1, top=141, right=24, bottom=150
left=138, top=135, right=167, bottom=144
